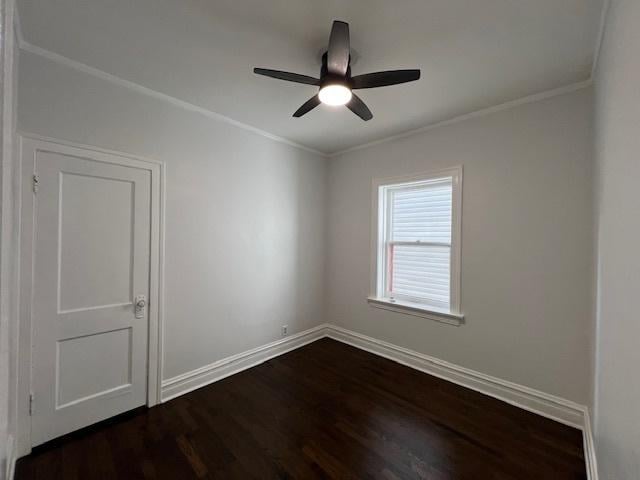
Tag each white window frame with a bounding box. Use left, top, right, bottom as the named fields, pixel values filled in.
left=368, top=166, right=464, bottom=326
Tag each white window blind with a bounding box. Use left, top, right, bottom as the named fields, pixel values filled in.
left=379, top=176, right=456, bottom=312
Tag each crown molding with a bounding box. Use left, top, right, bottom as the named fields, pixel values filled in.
left=12, top=0, right=23, bottom=45
left=591, top=0, right=611, bottom=79
left=14, top=0, right=607, bottom=161
left=17, top=40, right=328, bottom=158
left=328, top=79, right=593, bottom=157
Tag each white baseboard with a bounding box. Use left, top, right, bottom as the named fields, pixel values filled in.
left=582, top=408, right=599, bottom=480
left=325, top=325, right=598, bottom=478
left=325, top=325, right=585, bottom=428
left=5, top=434, right=16, bottom=480
left=161, top=324, right=328, bottom=401
left=159, top=322, right=597, bottom=479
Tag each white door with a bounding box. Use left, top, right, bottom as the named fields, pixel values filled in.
left=29, top=146, right=152, bottom=446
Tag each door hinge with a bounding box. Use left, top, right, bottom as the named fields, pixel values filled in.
left=32, top=174, right=40, bottom=193
left=29, top=393, right=34, bottom=415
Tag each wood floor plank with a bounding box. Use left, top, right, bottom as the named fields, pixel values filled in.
left=15, top=338, right=587, bottom=479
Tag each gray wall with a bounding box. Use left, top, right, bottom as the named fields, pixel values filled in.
left=593, top=0, right=640, bottom=477
left=0, top=0, right=18, bottom=476
left=326, top=88, right=594, bottom=404
left=17, top=50, right=327, bottom=382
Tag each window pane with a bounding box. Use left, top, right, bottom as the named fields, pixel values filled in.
left=390, top=243, right=450, bottom=309
left=391, top=181, right=452, bottom=244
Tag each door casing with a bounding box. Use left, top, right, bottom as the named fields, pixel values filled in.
left=16, top=133, right=165, bottom=456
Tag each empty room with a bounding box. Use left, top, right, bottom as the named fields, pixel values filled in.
left=0, top=0, right=638, bottom=479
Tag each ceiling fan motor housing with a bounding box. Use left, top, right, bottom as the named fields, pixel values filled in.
left=320, top=52, right=352, bottom=89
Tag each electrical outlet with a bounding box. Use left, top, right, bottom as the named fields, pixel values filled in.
left=281, top=325, right=288, bottom=337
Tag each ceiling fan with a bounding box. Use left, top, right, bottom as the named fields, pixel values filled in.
left=253, top=21, right=421, bottom=121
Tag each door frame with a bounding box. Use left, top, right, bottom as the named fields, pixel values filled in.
left=15, top=133, right=165, bottom=456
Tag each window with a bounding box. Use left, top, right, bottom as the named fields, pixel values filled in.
left=369, top=167, right=463, bottom=325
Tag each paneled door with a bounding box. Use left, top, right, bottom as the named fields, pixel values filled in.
left=28, top=143, right=153, bottom=446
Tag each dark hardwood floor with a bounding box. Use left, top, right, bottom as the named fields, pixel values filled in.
left=16, top=338, right=586, bottom=479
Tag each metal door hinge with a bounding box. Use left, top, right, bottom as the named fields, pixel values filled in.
left=29, top=393, right=34, bottom=415
left=32, top=174, right=39, bottom=193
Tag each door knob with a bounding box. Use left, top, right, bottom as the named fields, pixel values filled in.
left=135, top=295, right=147, bottom=319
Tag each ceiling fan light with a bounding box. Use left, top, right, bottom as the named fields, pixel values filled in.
left=319, top=84, right=352, bottom=106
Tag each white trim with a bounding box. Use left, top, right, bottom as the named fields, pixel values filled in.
left=17, top=132, right=164, bottom=166
left=329, top=80, right=592, bottom=157
left=591, top=0, right=611, bottom=79
left=12, top=0, right=22, bottom=45
left=1, top=0, right=19, bottom=476
left=17, top=39, right=596, bottom=160
left=158, top=324, right=597, bottom=477
left=17, top=40, right=327, bottom=158
left=156, top=155, right=167, bottom=407
left=15, top=135, right=166, bottom=455
left=5, top=434, right=16, bottom=480
left=370, top=167, right=463, bottom=320
left=367, top=297, right=464, bottom=326
left=123, top=323, right=597, bottom=476
left=325, top=325, right=586, bottom=429
left=326, top=324, right=598, bottom=478
left=160, top=322, right=591, bottom=430
left=161, top=324, right=328, bottom=402
left=582, top=408, right=599, bottom=480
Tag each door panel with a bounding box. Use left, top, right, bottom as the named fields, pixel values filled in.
left=56, top=327, right=132, bottom=408
left=58, top=172, right=134, bottom=312
left=30, top=149, right=151, bottom=446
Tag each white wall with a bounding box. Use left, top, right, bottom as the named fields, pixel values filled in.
left=593, top=0, right=640, bottom=477
left=327, top=88, right=594, bottom=404
left=17, top=50, right=327, bottom=383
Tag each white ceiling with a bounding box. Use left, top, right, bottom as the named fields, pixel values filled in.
left=17, top=0, right=603, bottom=154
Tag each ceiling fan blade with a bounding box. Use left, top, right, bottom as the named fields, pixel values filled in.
left=253, top=68, right=320, bottom=86
left=293, top=95, right=321, bottom=117
left=351, top=69, right=421, bottom=89
left=346, top=93, right=373, bottom=121
left=327, top=21, right=350, bottom=75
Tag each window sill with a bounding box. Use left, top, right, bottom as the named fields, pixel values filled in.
left=367, top=297, right=464, bottom=326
